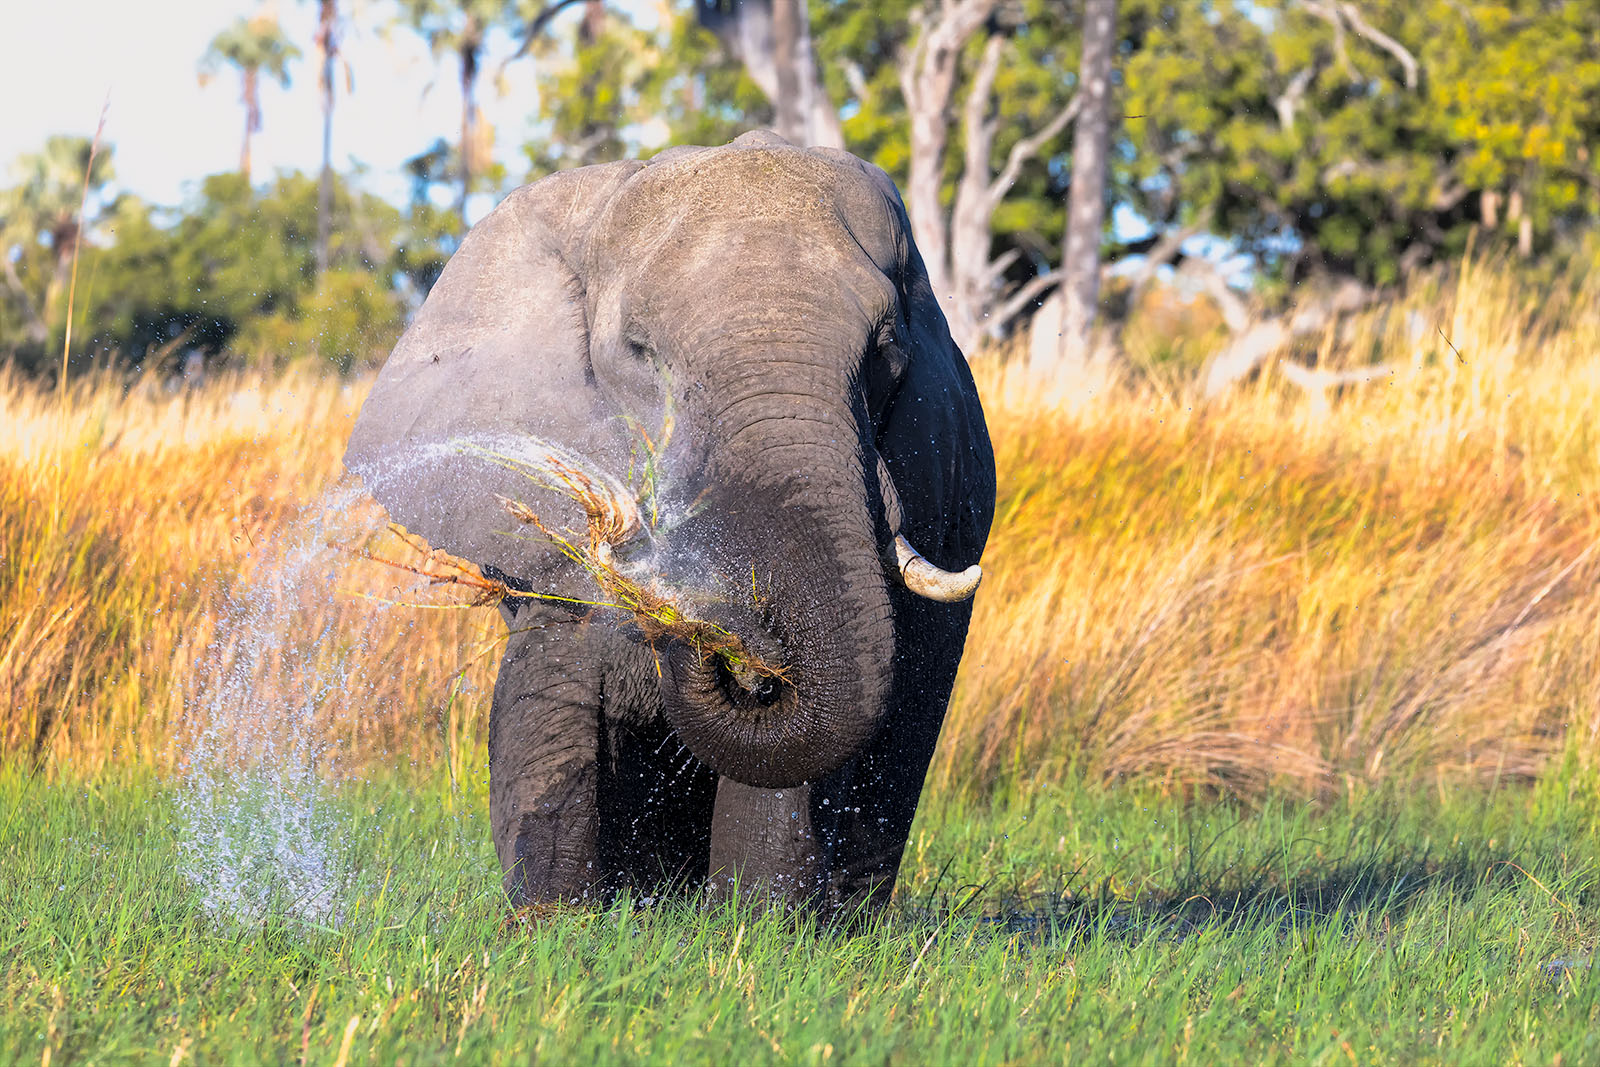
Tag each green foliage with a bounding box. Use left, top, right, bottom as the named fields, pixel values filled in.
left=8, top=1, right=1600, bottom=380
left=198, top=15, right=301, bottom=89
left=521, top=8, right=770, bottom=177
left=1122, top=0, right=1600, bottom=288
left=21, top=172, right=421, bottom=375
left=0, top=136, right=116, bottom=365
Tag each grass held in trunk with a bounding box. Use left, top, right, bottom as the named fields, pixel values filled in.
left=354, top=438, right=790, bottom=689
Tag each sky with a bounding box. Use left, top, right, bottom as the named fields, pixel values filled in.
left=0, top=0, right=604, bottom=212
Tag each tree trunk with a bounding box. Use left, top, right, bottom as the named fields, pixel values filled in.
left=459, top=19, right=483, bottom=223
left=241, top=66, right=260, bottom=177
left=695, top=0, right=842, bottom=148
left=581, top=0, right=605, bottom=42
left=315, top=0, right=338, bottom=277
left=1045, top=0, right=1116, bottom=375
left=899, top=0, right=1005, bottom=326
left=771, top=0, right=805, bottom=144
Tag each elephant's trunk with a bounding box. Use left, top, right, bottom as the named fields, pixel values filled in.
left=652, top=372, right=897, bottom=788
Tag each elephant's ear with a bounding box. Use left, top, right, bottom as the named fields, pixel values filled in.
left=881, top=240, right=997, bottom=573
left=824, top=155, right=995, bottom=573
left=345, top=161, right=643, bottom=583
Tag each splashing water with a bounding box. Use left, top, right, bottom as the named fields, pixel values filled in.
left=173, top=426, right=686, bottom=926
left=177, top=484, right=383, bottom=925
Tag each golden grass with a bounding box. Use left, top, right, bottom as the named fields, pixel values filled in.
left=2, top=255, right=1597, bottom=797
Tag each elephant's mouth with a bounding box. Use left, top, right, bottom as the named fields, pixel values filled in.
left=636, top=487, right=885, bottom=788
left=720, top=660, right=785, bottom=706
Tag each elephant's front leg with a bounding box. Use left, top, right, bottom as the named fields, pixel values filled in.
left=815, top=595, right=973, bottom=918
left=708, top=779, right=824, bottom=908
left=489, top=613, right=605, bottom=906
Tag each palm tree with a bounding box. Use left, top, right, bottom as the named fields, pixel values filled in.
left=398, top=0, right=513, bottom=222
left=0, top=136, right=114, bottom=346
left=310, top=0, right=343, bottom=276
left=199, top=15, right=301, bottom=178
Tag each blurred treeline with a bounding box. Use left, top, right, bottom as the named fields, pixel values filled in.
left=2, top=0, right=1597, bottom=379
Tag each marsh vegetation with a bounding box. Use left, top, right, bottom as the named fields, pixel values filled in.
left=3, top=255, right=1599, bottom=1060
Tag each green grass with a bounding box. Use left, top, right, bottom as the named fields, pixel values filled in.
left=5, top=764, right=1600, bottom=1064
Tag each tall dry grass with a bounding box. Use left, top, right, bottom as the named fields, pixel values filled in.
left=0, top=371, right=497, bottom=780
left=2, top=255, right=1597, bottom=797
left=943, top=255, right=1600, bottom=796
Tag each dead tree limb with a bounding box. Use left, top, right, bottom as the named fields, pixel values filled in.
left=1193, top=258, right=1375, bottom=397
left=1302, top=0, right=1418, bottom=90
left=901, top=0, right=1004, bottom=309
left=1279, top=360, right=1397, bottom=412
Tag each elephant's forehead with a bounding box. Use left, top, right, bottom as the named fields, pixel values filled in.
left=596, top=145, right=902, bottom=276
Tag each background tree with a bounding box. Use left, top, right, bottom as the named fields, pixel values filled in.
left=1114, top=0, right=1600, bottom=393
left=309, top=0, right=348, bottom=276
left=0, top=137, right=115, bottom=368
left=198, top=14, right=301, bottom=178
left=521, top=5, right=773, bottom=175
left=397, top=0, right=515, bottom=220
left=695, top=0, right=843, bottom=147
left=809, top=0, right=1082, bottom=353
left=1048, top=0, right=1114, bottom=374
left=81, top=172, right=410, bottom=373
left=6, top=0, right=1599, bottom=386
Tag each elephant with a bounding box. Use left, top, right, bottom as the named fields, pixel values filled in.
left=344, top=131, right=995, bottom=917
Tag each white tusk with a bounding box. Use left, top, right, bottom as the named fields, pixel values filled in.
left=893, top=534, right=982, bottom=603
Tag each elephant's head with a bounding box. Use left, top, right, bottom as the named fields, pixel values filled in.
left=345, top=132, right=994, bottom=789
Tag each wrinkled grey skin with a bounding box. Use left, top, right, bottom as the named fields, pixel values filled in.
left=345, top=132, right=995, bottom=916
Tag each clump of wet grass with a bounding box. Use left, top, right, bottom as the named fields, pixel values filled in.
left=350, top=438, right=789, bottom=687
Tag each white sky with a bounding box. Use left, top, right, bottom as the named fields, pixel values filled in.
left=0, top=0, right=625, bottom=212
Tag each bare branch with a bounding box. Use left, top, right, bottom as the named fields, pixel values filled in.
left=1302, top=0, right=1355, bottom=82
left=840, top=59, right=870, bottom=100
left=1120, top=214, right=1211, bottom=304
left=1199, top=271, right=1376, bottom=398
left=1336, top=1, right=1418, bottom=89
left=990, top=271, right=1062, bottom=330
left=983, top=247, right=1022, bottom=287
left=1181, top=256, right=1252, bottom=334
left=1280, top=360, right=1397, bottom=393
left=1201, top=321, right=1291, bottom=397
left=1429, top=174, right=1469, bottom=212
left=1286, top=277, right=1373, bottom=334
left=986, top=92, right=1081, bottom=214
left=1275, top=66, right=1314, bottom=132
left=963, top=34, right=1006, bottom=190
left=502, top=0, right=591, bottom=68
left=1280, top=360, right=1398, bottom=412
left=1302, top=0, right=1418, bottom=90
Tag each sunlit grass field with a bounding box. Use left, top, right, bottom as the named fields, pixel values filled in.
left=3, top=254, right=1599, bottom=1060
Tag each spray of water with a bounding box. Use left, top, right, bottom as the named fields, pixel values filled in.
left=177, top=483, right=383, bottom=924
left=173, top=426, right=686, bottom=926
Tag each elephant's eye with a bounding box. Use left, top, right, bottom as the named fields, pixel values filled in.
left=873, top=320, right=909, bottom=374
left=864, top=320, right=909, bottom=429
